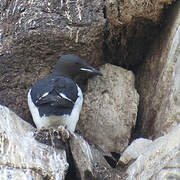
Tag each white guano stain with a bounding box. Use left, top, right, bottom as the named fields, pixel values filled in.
left=75, top=29, right=79, bottom=43
left=65, top=0, right=72, bottom=23
left=12, top=0, right=18, bottom=15
left=76, top=0, right=82, bottom=21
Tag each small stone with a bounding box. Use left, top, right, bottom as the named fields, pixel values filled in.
left=119, top=138, right=152, bottom=165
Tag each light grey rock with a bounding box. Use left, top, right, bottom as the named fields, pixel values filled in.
left=0, top=166, right=43, bottom=180
left=151, top=149, right=180, bottom=180
left=69, top=132, right=123, bottom=180
left=0, top=105, right=68, bottom=180
left=136, top=0, right=180, bottom=138
left=119, top=138, right=152, bottom=165
left=69, top=133, right=94, bottom=180
left=125, top=124, right=180, bottom=180
left=151, top=168, right=180, bottom=180
left=166, top=150, right=180, bottom=168
left=78, top=63, right=139, bottom=153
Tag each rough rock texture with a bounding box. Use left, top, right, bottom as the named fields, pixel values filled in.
left=106, top=0, right=173, bottom=25
left=69, top=133, right=123, bottom=180
left=136, top=0, right=180, bottom=138
left=0, top=0, right=105, bottom=65
left=0, top=0, right=105, bottom=124
left=78, top=63, right=139, bottom=153
left=69, top=133, right=94, bottom=180
left=152, top=168, right=180, bottom=180
left=152, top=150, right=180, bottom=180
left=125, top=124, right=180, bottom=180
left=119, top=138, right=152, bottom=165
left=0, top=167, right=43, bottom=180
left=0, top=105, right=68, bottom=180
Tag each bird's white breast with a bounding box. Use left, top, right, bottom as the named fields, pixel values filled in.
left=27, top=86, right=83, bottom=132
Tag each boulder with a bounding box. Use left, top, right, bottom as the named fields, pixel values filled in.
left=78, top=63, right=139, bottom=153
left=136, top=0, right=180, bottom=138
left=0, top=105, right=68, bottom=180
left=119, top=138, right=152, bottom=165
left=125, top=124, right=180, bottom=180
left=69, top=132, right=123, bottom=180
left=69, top=133, right=94, bottom=180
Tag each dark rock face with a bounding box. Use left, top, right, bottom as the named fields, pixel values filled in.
left=135, top=1, right=180, bottom=138
left=103, top=0, right=174, bottom=67
left=1, top=0, right=105, bottom=65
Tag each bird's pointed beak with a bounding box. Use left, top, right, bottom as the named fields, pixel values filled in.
left=80, top=67, right=103, bottom=76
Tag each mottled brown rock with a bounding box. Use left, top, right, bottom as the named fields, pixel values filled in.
left=78, top=64, right=139, bottom=153
left=0, top=0, right=105, bottom=66
left=0, top=105, right=68, bottom=180
left=136, top=1, right=180, bottom=138
left=106, top=0, right=173, bottom=26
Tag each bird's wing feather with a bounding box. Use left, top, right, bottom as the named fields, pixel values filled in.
left=31, top=76, right=78, bottom=109
left=35, top=91, right=74, bottom=108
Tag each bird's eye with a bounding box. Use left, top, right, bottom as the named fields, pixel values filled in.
left=75, top=62, right=80, bottom=65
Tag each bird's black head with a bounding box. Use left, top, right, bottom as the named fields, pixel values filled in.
left=53, top=54, right=102, bottom=79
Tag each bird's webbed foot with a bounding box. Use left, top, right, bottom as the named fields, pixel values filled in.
left=34, top=126, right=70, bottom=149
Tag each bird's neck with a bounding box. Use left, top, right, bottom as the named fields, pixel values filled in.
left=51, top=70, right=75, bottom=79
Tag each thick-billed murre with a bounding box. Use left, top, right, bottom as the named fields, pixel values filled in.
left=28, top=54, right=102, bottom=132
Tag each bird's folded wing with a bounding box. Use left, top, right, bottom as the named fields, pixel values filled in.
left=35, top=91, right=74, bottom=108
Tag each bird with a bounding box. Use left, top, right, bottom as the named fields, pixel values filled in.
left=28, top=54, right=102, bottom=133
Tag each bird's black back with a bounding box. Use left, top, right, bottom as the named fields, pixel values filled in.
left=30, top=74, right=78, bottom=117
